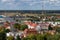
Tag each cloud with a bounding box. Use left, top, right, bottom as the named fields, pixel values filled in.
left=1, top=0, right=60, bottom=6
left=18, top=0, right=60, bottom=6
left=20, top=0, right=40, bottom=6
left=21, top=0, right=33, bottom=2
left=49, top=0, right=60, bottom=6
left=1, top=0, right=18, bottom=5
left=0, top=0, right=60, bottom=10
left=49, top=0, right=59, bottom=1
left=0, top=0, right=21, bottom=9
left=1, top=0, right=8, bottom=2
left=1, top=0, right=15, bottom=2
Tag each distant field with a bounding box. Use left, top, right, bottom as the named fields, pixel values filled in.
left=0, top=10, right=60, bottom=16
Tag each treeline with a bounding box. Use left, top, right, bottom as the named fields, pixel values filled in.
left=0, top=26, right=60, bottom=40
left=22, top=33, right=60, bottom=40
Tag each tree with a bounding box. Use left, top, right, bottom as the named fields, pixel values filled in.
left=22, top=34, right=36, bottom=40
left=22, top=37, right=30, bottom=40
left=7, top=36, right=14, bottom=40
left=20, top=24, right=28, bottom=31
left=16, top=35, right=21, bottom=40
left=13, top=23, right=28, bottom=31
left=13, top=23, right=21, bottom=30
left=22, top=33, right=60, bottom=40
left=16, top=19, right=19, bottom=22
left=28, top=34, right=36, bottom=40
left=36, top=34, right=44, bottom=40
left=48, top=24, right=53, bottom=30
left=5, top=29, right=10, bottom=33
left=55, top=27, right=60, bottom=33
left=0, top=27, right=6, bottom=40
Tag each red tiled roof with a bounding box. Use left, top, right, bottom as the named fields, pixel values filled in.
left=24, top=21, right=32, bottom=25
left=30, top=23, right=37, bottom=27
left=24, top=29, right=37, bottom=34
left=25, top=21, right=38, bottom=27
left=56, top=16, right=60, bottom=18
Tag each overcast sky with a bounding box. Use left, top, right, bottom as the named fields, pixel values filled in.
left=0, top=0, right=60, bottom=10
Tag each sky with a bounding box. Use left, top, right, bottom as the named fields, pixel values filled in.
left=0, top=0, right=60, bottom=10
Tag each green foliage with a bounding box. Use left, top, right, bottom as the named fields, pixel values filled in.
left=16, top=35, right=21, bottom=40
left=55, top=27, right=60, bottom=33
left=22, top=37, right=30, bottom=40
left=36, top=34, right=44, bottom=40
left=22, top=33, right=60, bottom=40
left=7, top=36, right=14, bottom=40
left=0, top=27, right=5, bottom=33
left=16, top=20, right=19, bottom=22
left=13, top=23, right=20, bottom=30
left=22, top=34, right=36, bottom=40
left=28, top=34, right=36, bottom=40
left=14, top=23, right=28, bottom=31
left=0, top=27, right=6, bottom=40
left=0, top=32, right=6, bottom=40
left=48, top=24, right=53, bottom=30
left=5, top=29, right=10, bottom=33
left=20, top=24, right=28, bottom=31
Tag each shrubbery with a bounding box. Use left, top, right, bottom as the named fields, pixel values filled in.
left=0, top=27, right=6, bottom=40
left=0, top=26, right=60, bottom=40
left=22, top=33, right=60, bottom=40
left=7, top=36, right=14, bottom=40
left=13, top=23, right=28, bottom=31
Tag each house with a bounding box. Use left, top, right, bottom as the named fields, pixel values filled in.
left=56, top=15, right=60, bottom=19
left=24, top=21, right=50, bottom=30
left=48, top=22, right=60, bottom=27
left=38, top=22, right=49, bottom=30
left=6, top=31, right=24, bottom=38
left=4, top=21, right=11, bottom=29
left=6, top=32, right=14, bottom=37
left=24, top=21, right=38, bottom=29
left=23, top=29, right=37, bottom=37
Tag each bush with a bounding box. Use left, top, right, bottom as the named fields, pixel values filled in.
left=20, top=24, right=28, bottom=31
left=13, top=23, right=21, bottom=30
left=0, top=32, right=6, bottom=40
left=36, top=34, right=44, bottom=40
left=7, top=36, right=14, bottom=40
left=0, top=27, right=6, bottom=40
left=5, top=29, right=10, bottom=33
left=22, top=34, right=36, bottom=40
left=16, top=35, right=21, bottom=40
left=14, top=23, right=28, bottom=31
left=22, top=37, right=30, bottom=40
left=22, top=33, right=60, bottom=40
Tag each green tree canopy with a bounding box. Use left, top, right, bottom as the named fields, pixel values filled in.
left=16, top=35, right=21, bottom=40
left=0, top=26, right=6, bottom=40
left=7, top=36, right=14, bottom=40
left=20, top=24, right=28, bottom=31
left=13, top=23, right=21, bottom=30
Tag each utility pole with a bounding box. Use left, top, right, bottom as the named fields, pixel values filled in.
left=42, top=0, right=45, bottom=15
left=41, top=0, right=45, bottom=22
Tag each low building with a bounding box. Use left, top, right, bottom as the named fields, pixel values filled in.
left=24, top=21, right=50, bottom=31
